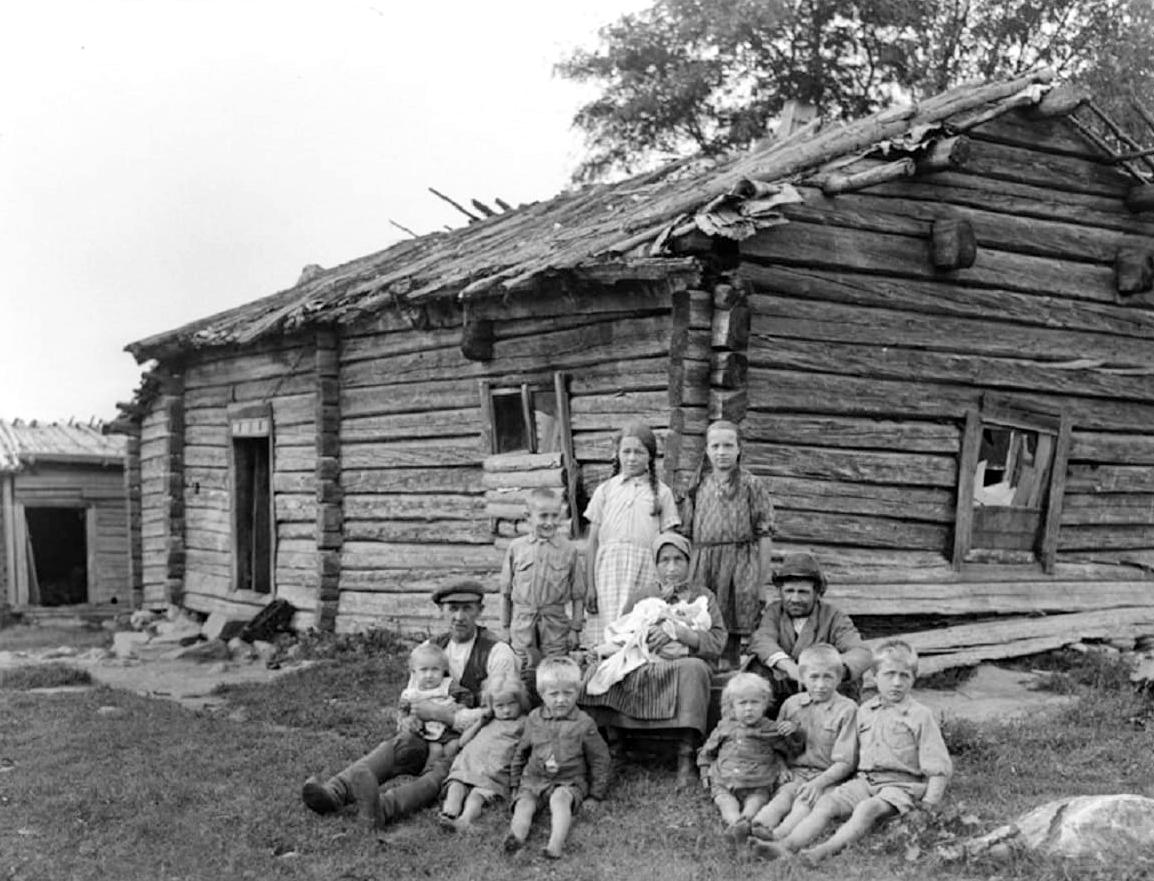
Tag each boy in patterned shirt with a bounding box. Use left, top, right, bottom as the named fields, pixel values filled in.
left=750, top=643, right=857, bottom=847
left=757, top=640, right=952, bottom=863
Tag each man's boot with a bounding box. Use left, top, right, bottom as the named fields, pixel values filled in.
left=301, top=775, right=343, bottom=815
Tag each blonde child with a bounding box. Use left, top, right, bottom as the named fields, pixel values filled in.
left=757, top=640, right=953, bottom=863
left=439, top=674, right=530, bottom=834
left=697, top=672, right=804, bottom=842
left=750, top=643, right=857, bottom=847
left=680, top=420, right=775, bottom=666
left=398, top=642, right=469, bottom=764
left=500, top=487, right=585, bottom=676
left=584, top=421, right=679, bottom=646
left=506, top=656, right=611, bottom=859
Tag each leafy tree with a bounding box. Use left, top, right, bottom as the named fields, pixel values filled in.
left=558, top=0, right=1154, bottom=181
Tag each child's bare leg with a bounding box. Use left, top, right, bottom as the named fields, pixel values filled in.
left=453, top=789, right=488, bottom=833
left=441, top=781, right=468, bottom=818
left=713, top=791, right=742, bottom=827
left=505, top=794, right=537, bottom=851
left=773, top=798, right=814, bottom=839
left=741, top=791, right=770, bottom=820
left=801, top=797, right=895, bottom=862
left=543, top=787, right=576, bottom=859
left=775, top=800, right=839, bottom=853
left=752, top=783, right=798, bottom=836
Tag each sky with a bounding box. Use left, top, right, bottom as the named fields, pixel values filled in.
left=0, top=0, right=647, bottom=422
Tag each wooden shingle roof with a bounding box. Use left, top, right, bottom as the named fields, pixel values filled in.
left=0, top=420, right=126, bottom=472
left=127, top=70, right=1108, bottom=362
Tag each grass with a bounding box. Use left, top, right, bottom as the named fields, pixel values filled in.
left=0, top=663, right=92, bottom=690
left=2, top=632, right=1153, bottom=881
left=0, top=623, right=111, bottom=652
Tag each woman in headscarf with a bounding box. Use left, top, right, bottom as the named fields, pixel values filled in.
left=580, top=532, right=728, bottom=788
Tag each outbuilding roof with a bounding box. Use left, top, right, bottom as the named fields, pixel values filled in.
left=0, top=419, right=126, bottom=472
left=126, top=70, right=1132, bottom=363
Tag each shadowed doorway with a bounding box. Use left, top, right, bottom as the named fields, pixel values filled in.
left=25, top=506, right=88, bottom=605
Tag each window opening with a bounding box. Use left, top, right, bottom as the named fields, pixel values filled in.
left=489, top=385, right=562, bottom=454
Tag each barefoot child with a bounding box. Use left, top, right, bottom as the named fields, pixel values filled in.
left=697, top=672, right=804, bottom=842
left=759, top=640, right=952, bottom=863
left=584, top=421, right=679, bottom=646
left=506, top=657, right=611, bottom=859
left=751, top=644, right=857, bottom=845
left=500, top=487, right=585, bottom=686
left=680, top=420, right=775, bottom=666
left=440, top=674, right=530, bottom=833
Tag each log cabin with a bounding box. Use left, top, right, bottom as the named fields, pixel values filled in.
left=0, top=419, right=129, bottom=617
left=114, top=72, right=1154, bottom=671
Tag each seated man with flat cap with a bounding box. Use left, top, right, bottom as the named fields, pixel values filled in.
left=301, top=581, right=518, bottom=826
left=748, top=553, right=872, bottom=710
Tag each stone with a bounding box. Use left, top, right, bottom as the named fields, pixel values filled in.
left=202, top=611, right=248, bottom=643
left=40, top=646, right=79, bottom=660
left=1136, top=635, right=1154, bottom=652
left=153, top=618, right=204, bottom=646
left=1016, top=794, right=1154, bottom=859
left=78, top=647, right=113, bottom=662
left=228, top=637, right=257, bottom=662
left=173, top=639, right=231, bottom=662
left=1107, top=637, right=1137, bottom=652
left=112, top=631, right=152, bottom=660
left=95, top=705, right=126, bottom=718
left=129, top=609, right=159, bottom=631
left=1131, top=655, right=1154, bottom=686
left=252, top=640, right=278, bottom=664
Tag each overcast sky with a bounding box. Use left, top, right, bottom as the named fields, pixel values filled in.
left=0, top=0, right=645, bottom=422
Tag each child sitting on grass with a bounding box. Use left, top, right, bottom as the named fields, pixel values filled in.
left=398, top=642, right=472, bottom=765
left=697, top=672, right=804, bottom=842
left=506, top=656, right=611, bottom=859
left=756, top=640, right=952, bottom=863
left=439, top=674, right=530, bottom=834
left=750, top=643, right=858, bottom=845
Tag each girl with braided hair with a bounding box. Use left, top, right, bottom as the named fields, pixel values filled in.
left=583, top=421, right=679, bottom=647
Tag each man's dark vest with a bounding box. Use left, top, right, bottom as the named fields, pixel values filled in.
left=432, top=627, right=498, bottom=704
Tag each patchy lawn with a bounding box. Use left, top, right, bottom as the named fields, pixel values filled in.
left=0, top=623, right=111, bottom=653
left=1, top=646, right=1152, bottom=881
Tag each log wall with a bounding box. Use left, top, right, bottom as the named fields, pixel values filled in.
left=739, top=109, right=1154, bottom=636
left=179, top=338, right=318, bottom=626
left=333, top=287, right=678, bottom=634
left=139, top=374, right=184, bottom=608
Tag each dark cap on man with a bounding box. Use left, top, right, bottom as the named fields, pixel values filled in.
left=772, top=553, right=827, bottom=594
left=431, top=580, right=486, bottom=606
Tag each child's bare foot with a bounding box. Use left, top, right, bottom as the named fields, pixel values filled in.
left=503, top=832, right=525, bottom=853
left=750, top=821, right=774, bottom=841
left=751, top=839, right=790, bottom=861
left=797, top=845, right=828, bottom=865
left=542, top=845, right=564, bottom=860
left=724, top=818, right=751, bottom=843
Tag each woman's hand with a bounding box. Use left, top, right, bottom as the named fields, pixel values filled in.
left=645, top=623, right=673, bottom=652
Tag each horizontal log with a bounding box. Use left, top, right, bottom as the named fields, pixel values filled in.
left=341, top=409, right=481, bottom=442
left=342, top=380, right=477, bottom=418
left=960, top=136, right=1129, bottom=198
left=747, top=368, right=1154, bottom=432
left=481, top=468, right=564, bottom=489
left=743, top=413, right=959, bottom=454
left=569, top=356, right=676, bottom=396
left=745, top=443, right=956, bottom=487
left=338, top=568, right=503, bottom=593
left=748, top=290, right=1154, bottom=369
left=468, top=284, right=670, bottom=323
left=1061, top=494, right=1154, bottom=527
left=485, top=502, right=531, bottom=521
left=569, top=390, right=670, bottom=431
left=344, top=519, right=492, bottom=544
left=275, top=494, right=316, bottom=523
left=1067, top=464, right=1154, bottom=493
left=573, top=429, right=670, bottom=463
left=344, top=493, right=485, bottom=520
left=340, top=325, right=462, bottom=364
left=274, top=445, right=316, bottom=473
left=741, top=221, right=1115, bottom=305
left=768, top=476, right=955, bottom=523
left=343, top=438, right=483, bottom=469
left=1070, top=431, right=1154, bottom=464
left=342, top=467, right=483, bottom=495
left=1058, top=524, right=1154, bottom=551
left=776, top=510, right=949, bottom=550
left=182, top=346, right=314, bottom=389
left=342, top=541, right=500, bottom=570
left=482, top=451, right=563, bottom=473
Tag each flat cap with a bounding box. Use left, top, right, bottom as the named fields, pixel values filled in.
left=772, top=553, right=827, bottom=594
left=431, top=580, right=486, bottom=606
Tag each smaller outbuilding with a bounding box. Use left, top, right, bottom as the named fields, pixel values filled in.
left=0, top=419, right=130, bottom=615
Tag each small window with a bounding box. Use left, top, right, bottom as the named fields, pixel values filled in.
left=953, top=398, right=1071, bottom=571
left=229, top=405, right=274, bottom=594
left=483, top=383, right=562, bottom=454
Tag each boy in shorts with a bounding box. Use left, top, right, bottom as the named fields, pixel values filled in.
left=751, top=643, right=858, bottom=846
left=757, top=640, right=952, bottom=863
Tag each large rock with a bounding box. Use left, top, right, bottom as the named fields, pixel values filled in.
left=1016, top=795, right=1154, bottom=860
left=112, top=631, right=152, bottom=660
left=152, top=617, right=203, bottom=646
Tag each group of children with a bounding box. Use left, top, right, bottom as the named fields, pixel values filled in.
left=305, top=417, right=952, bottom=861
left=701, top=641, right=952, bottom=862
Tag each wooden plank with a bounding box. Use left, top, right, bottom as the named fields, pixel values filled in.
left=481, top=451, right=563, bottom=472
left=343, top=438, right=482, bottom=470
left=481, top=468, right=564, bottom=489
left=1040, top=413, right=1072, bottom=572
left=340, top=325, right=464, bottom=364
left=344, top=493, right=486, bottom=521
left=740, top=222, right=1114, bottom=305
left=468, top=284, right=669, bottom=323
left=952, top=408, right=981, bottom=569
left=340, top=408, right=483, bottom=443
left=1070, top=432, right=1154, bottom=464
left=342, top=467, right=482, bottom=495
left=969, top=110, right=1104, bottom=160
left=1058, top=525, right=1154, bottom=551
left=828, top=579, right=1154, bottom=616
left=183, top=347, right=314, bottom=390
left=554, top=371, right=579, bottom=538
left=744, top=413, right=959, bottom=454
left=574, top=429, right=670, bottom=464
left=1061, top=494, right=1154, bottom=525
left=747, top=368, right=1154, bottom=432
left=340, top=567, right=500, bottom=593
left=767, top=476, right=955, bottom=522
left=342, top=541, right=500, bottom=571
left=1067, top=464, right=1154, bottom=493
left=745, top=443, right=956, bottom=487
left=345, top=519, right=492, bottom=544
left=749, top=293, right=1154, bottom=373
left=959, top=137, right=1130, bottom=198
left=776, top=510, right=949, bottom=550
left=342, top=380, right=477, bottom=418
